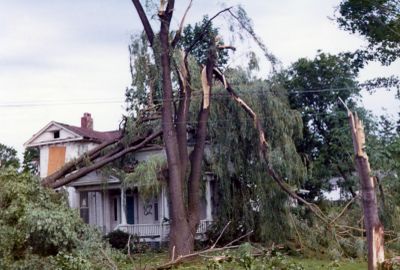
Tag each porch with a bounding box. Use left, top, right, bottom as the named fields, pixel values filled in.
left=115, top=219, right=213, bottom=240
left=72, top=175, right=215, bottom=239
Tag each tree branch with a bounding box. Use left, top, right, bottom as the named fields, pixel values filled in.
left=48, top=130, right=162, bottom=188
left=184, top=7, right=233, bottom=61
left=171, top=0, right=193, bottom=48
left=42, top=136, right=122, bottom=186
left=131, top=0, right=155, bottom=46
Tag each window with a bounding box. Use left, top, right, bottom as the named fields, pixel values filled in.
left=80, top=192, right=89, bottom=223
left=154, top=201, right=159, bottom=221
left=113, top=197, right=118, bottom=221
left=53, top=130, right=60, bottom=139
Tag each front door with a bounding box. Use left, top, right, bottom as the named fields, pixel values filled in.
left=110, top=195, right=120, bottom=229
left=126, top=195, right=134, bottom=224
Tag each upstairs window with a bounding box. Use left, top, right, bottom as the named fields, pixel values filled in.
left=53, top=130, right=60, bottom=139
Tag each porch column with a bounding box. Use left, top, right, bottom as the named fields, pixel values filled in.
left=163, top=186, right=169, bottom=220
left=205, top=179, right=212, bottom=221
left=120, top=188, right=127, bottom=224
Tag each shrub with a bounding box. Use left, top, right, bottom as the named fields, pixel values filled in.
left=0, top=169, right=116, bottom=269
left=104, top=230, right=131, bottom=250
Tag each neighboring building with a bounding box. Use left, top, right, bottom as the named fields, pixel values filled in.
left=24, top=113, right=213, bottom=242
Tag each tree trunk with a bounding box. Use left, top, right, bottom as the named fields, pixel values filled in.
left=188, top=65, right=212, bottom=231
left=348, top=111, right=384, bottom=270
left=159, top=3, right=193, bottom=256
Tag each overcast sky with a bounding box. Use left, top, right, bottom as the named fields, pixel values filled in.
left=0, top=0, right=399, bottom=159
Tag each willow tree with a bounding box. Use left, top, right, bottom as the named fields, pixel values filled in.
left=205, top=68, right=304, bottom=243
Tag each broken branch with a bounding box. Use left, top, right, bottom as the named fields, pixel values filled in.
left=171, top=0, right=193, bottom=47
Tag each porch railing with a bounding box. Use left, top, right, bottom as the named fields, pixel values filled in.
left=115, top=219, right=212, bottom=238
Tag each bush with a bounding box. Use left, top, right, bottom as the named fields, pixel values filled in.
left=104, top=230, right=131, bottom=250
left=104, top=230, right=151, bottom=254
left=0, top=169, right=117, bottom=269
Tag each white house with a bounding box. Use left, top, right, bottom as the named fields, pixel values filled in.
left=24, top=113, right=214, bottom=242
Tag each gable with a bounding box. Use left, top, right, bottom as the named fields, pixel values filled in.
left=24, top=121, right=84, bottom=147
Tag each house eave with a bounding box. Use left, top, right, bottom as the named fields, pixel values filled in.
left=25, top=137, right=85, bottom=148
left=24, top=121, right=85, bottom=147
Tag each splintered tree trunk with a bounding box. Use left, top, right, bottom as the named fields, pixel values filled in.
left=348, top=111, right=384, bottom=270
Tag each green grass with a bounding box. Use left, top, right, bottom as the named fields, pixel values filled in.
left=115, top=251, right=367, bottom=269
left=291, top=258, right=366, bottom=270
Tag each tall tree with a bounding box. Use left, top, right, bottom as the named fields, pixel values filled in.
left=128, top=0, right=223, bottom=255
left=22, top=147, right=39, bottom=175
left=0, top=143, right=19, bottom=169
left=277, top=52, right=361, bottom=199
left=127, top=1, right=303, bottom=255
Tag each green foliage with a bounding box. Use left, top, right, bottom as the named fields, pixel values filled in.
left=123, top=155, right=166, bottom=200
left=22, top=147, right=39, bottom=174
left=178, top=16, right=229, bottom=66
left=125, top=33, right=162, bottom=114
left=0, top=143, right=19, bottom=169
left=204, top=244, right=305, bottom=270
left=104, top=230, right=131, bottom=250
left=336, top=0, right=400, bottom=66
left=276, top=52, right=365, bottom=199
left=367, top=116, right=400, bottom=232
left=207, top=67, right=304, bottom=244
left=0, top=168, right=117, bottom=269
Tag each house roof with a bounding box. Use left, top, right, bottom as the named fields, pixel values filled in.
left=56, top=122, right=121, bottom=142
left=24, top=121, right=121, bottom=147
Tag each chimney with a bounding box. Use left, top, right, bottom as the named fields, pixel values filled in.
left=81, top=113, right=93, bottom=130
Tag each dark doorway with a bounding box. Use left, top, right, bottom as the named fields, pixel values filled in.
left=126, top=195, right=134, bottom=224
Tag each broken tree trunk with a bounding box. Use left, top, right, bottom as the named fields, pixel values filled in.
left=347, top=110, right=384, bottom=270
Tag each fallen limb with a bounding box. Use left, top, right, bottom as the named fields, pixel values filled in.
left=155, top=228, right=252, bottom=269
left=42, top=136, right=122, bottom=186
left=330, top=195, right=359, bottom=225
left=154, top=245, right=240, bottom=270
left=48, top=130, right=162, bottom=188
left=211, top=221, right=231, bottom=249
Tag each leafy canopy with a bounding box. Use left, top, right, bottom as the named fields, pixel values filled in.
left=276, top=52, right=363, bottom=199
left=337, top=0, right=400, bottom=66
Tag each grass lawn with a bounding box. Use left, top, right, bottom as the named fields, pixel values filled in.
left=122, top=252, right=367, bottom=269
left=291, top=258, right=366, bottom=270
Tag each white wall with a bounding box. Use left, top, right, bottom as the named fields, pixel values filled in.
left=39, top=145, right=49, bottom=178
left=39, top=142, right=98, bottom=177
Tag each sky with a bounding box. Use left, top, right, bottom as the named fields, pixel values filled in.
left=0, top=0, right=399, bottom=159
